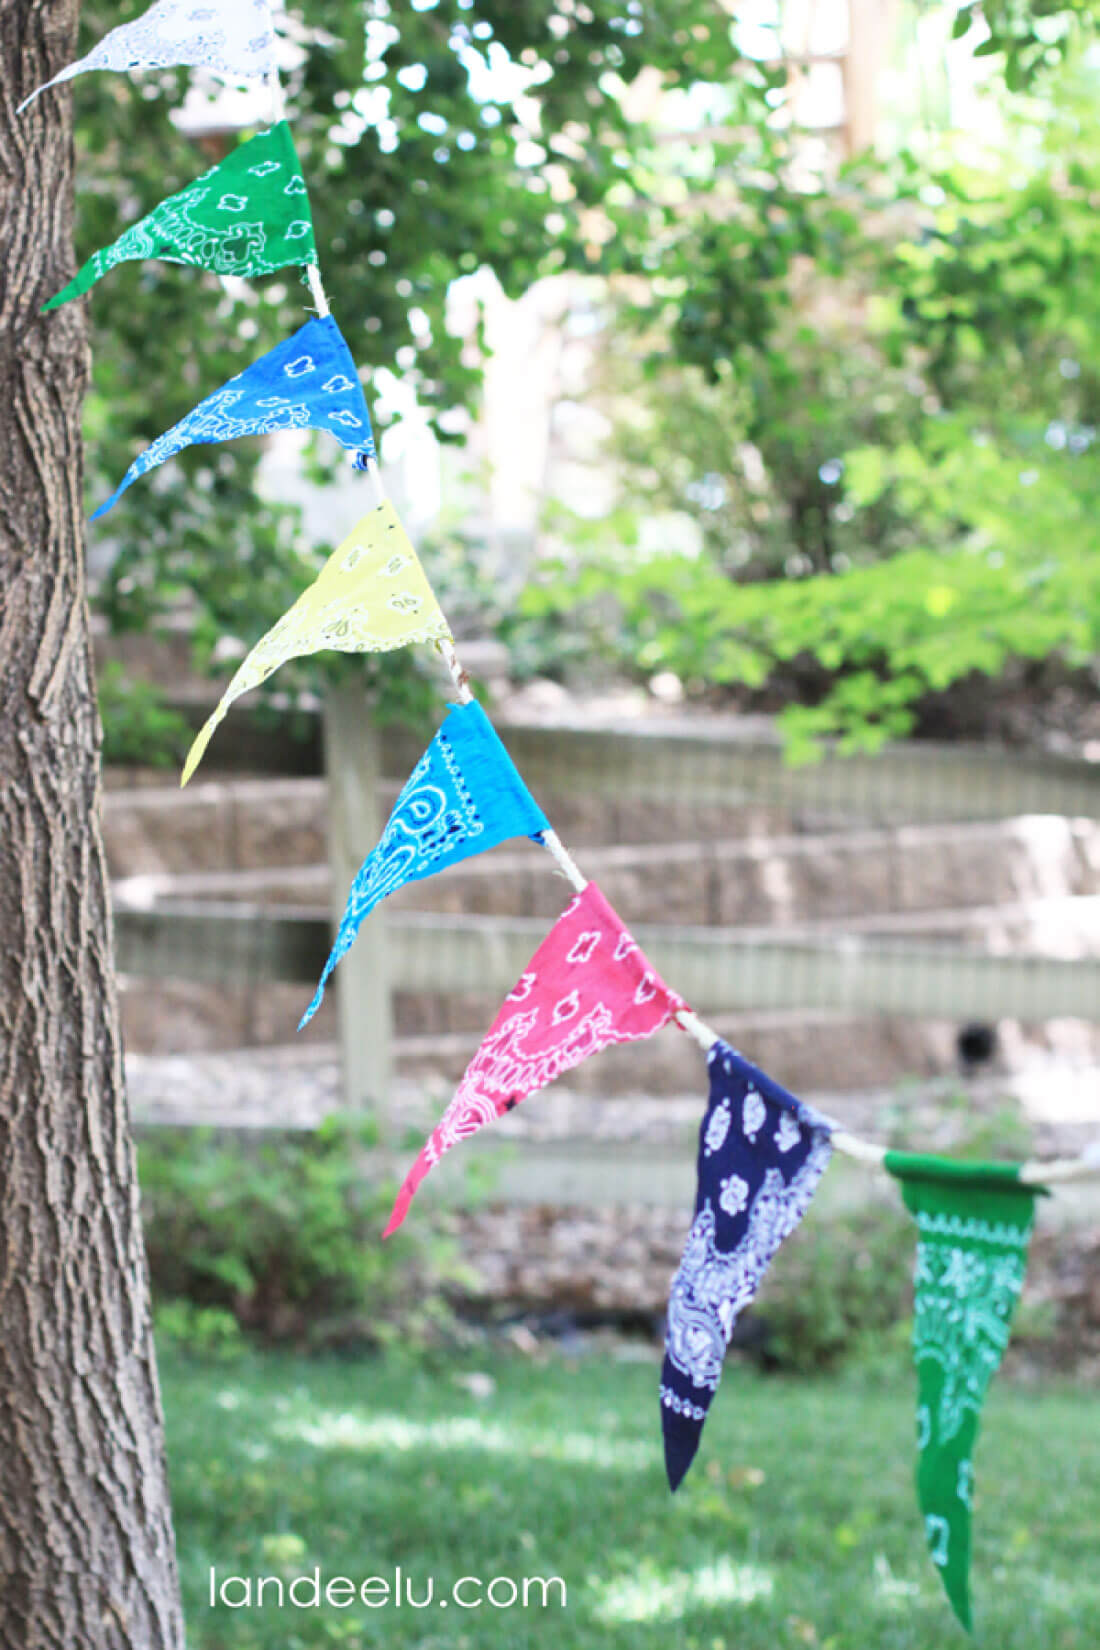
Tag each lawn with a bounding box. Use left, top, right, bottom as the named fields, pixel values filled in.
left=162, top=1342, right=1100, bottom=1649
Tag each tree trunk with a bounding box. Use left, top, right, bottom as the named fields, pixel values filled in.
left=0, top=7, right=186, bottom=1648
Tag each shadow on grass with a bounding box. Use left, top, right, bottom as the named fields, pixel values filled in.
left=161, top=1345, right=1100, bottom=1650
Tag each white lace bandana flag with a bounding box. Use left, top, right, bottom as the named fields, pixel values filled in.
left=300, top=701, right=549, bottom=1027
left=384, top=882, right=686, bottom=1236
left=93, top=316, right=375, bottom=518
left=661, top=1040, right=833, bottom=1491
left=19, top=0, right=277, bottom=113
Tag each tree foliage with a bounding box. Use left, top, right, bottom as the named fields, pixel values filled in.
left=78, top=0, right=773, bottom=724
left=511, top=43, right=1100, bottom=752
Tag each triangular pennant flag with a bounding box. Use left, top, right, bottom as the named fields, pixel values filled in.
left=44, top=123, right=316, bottom=310
left=19, top=0, right=276, bottom=113
left=181, top=501, right=450, bottom=785
left=384, top=882, right=684, bottom=1236
left=92, top=316, right=375, bottom=518
left=885, top=1153, right=1046, bottom=1633
left=661, top=1040, right=833, bottom=1491
left=301, top=701, right=549, bottom=1026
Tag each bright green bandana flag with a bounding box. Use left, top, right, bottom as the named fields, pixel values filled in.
left=885, top=1153, right=1046, bottom=1633
left=44, top=122, right=316, bottom=311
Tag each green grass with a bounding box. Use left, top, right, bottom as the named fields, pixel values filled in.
left=161, top=1343, right=1100, bottom=1649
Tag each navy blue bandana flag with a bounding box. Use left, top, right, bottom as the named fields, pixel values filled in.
left=92, top=316, right=375, bottom=518
left=661, top=1040, right=834, bottom=1491
left=300, top=701, right=549, bottom=1027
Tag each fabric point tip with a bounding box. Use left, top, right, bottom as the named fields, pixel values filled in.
left=383, top=1191, right=412, bottom=1240
left=664, top=1454, right=692, bottom=1494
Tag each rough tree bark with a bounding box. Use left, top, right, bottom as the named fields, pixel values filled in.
left=0, top=6, right=186, bottom=1648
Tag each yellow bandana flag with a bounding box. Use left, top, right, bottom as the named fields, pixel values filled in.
left=181, top=501, right=451, bottom=786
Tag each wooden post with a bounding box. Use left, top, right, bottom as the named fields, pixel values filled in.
left=323, top=681, right=392, bottom=1120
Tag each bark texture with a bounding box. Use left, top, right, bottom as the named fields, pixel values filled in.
left=0, top=7, right=186, bottom=1648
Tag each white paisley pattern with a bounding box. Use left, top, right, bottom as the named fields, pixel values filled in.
left=665, top=1141, right=830, bottom=1395
left=21, top=0, right=276, bottom=110
left=774, top=1109, right=802, bottom=1153
left=703, top=1098, right=731, bottom=1157
left=911, top=1209, right=1032, bottom=1442
left=719, top=1174, right=750, bottom=1217
left=743, top=1088, right=766, bottom=1142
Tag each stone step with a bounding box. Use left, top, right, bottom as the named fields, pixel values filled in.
left=106, top=806, right=1100, bottom=925
left=101, top=773, right=794, bottom=869
left=112, top=857, right=1100, bottom=960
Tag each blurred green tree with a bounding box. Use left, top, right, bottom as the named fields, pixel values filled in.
left=78, top=0, right=789, bottom=725
left=508, top=33, right=1100, bottom=752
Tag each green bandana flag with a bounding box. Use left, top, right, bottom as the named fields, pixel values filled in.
left=885, top=1153, right=1046, bottom=1632
left=44, top=123, right=316, bottom=311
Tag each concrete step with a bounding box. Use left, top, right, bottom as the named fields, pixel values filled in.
left=112, top=858, right=1100, bottom=961
left=106, top=805, right=1100, bottom=926
left=101, top=773, right=795, bottom=870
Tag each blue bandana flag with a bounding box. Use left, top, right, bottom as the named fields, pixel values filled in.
left=661, top=1040, right=833, bottom=1491
left=300, top=701, right=549, bottom=1027
left=92, top=316, right=375, bottom=518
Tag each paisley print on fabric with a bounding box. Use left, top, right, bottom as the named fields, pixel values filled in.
left=301, top=701, right=549, bottom=1024
left=384, top=883, right=685, bottom=1236
left=660, top=1040, right=833, bottom=1491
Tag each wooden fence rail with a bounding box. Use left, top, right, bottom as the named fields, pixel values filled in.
left=122, top=697, right=1099, bottom=1128
left=114, top=903, right=1100, bottom=1025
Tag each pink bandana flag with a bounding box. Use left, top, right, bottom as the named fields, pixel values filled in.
left=384, top=883, right=686, bottom=1236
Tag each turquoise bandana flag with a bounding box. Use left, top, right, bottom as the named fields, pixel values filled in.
left=300, top=701, right=548, bottom=1027
left=45, top=123, right=315, bottom=310
left=885, top=1153, right=1046, bottom=1633
left=18, top=0, right=276, bottom=113
left=92, top=316, right=375, bottom=518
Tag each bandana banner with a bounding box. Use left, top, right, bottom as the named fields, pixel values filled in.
left=45, top=123, right=315, bottom=310
left=19, top=0, right=276, bottom=112
left=301, top=702, right=549, bottom=1026
left=181, top=501, right=450, bottom=785
left=661, top=1041, right=833, bottom=1491
left=885, top=1153, right=1046, bottom=1632
left=91, top=311, right=374, bottom=511
left=93, top=316, right=375, bottom=518
left=385, top=882, right=684, bottom=1236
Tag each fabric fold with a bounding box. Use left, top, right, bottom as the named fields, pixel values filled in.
left=19, top=0, right=276, bottom=113
left=384, top=883, right=684, bottom=1236
left=885, top=1152, right=1047, bottom=1633
left=301, top=701, right=548, bottom=1026
left=660, top=1040, right=833, bottom=1491
left=45, top=123, right=315, bottom=310
left=181, top=501, right=450, bottom=785
left=93, top=315, right=375, bottom=518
